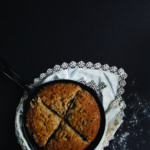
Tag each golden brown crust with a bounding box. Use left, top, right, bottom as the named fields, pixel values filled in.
left=46, top=121, right=89, bottom=150
left=66, top=90, right=101, bottom=142
left=26, top=83, right=101, bottom=149
left=38, top=83, right=82, bottom=117
left=26, top=97, right=61, bottom=147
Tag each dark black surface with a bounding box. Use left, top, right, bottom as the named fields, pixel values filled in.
left=0, top=0, right=150, bottom=150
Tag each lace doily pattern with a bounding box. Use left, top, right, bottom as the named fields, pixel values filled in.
left=33, top=61, right=127, bottom=101
left=79, top=79, right=106, bottom=99
left=15, top=93, right=32, bottom=150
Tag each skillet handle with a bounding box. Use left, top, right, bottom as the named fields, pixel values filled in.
left=0, top=58, right=31, bottom=92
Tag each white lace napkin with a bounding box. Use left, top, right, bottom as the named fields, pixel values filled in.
left=15, top=61, right=127, bottom=150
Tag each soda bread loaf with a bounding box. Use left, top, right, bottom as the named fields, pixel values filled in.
left=26, top=83, right=101, bottom=150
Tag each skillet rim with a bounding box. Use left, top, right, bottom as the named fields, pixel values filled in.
left=22, top=79, right=106, bottom=150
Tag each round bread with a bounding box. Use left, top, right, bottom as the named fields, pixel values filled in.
left=26, top=83, right=101, bottom=150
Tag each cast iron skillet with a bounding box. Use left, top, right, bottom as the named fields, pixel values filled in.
left=0, top=59, right=106, bottom=150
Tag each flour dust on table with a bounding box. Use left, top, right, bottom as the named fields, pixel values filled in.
left=105, top=79, right=150, bottom=150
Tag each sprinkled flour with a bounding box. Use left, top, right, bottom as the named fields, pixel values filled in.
left=105, top=79, right=150, bottom=150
